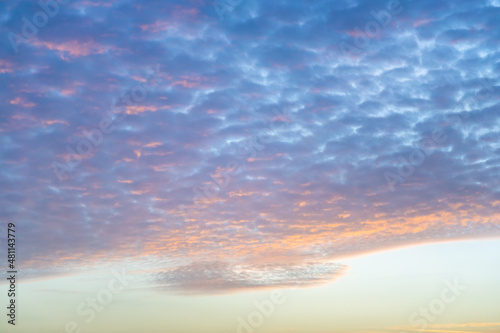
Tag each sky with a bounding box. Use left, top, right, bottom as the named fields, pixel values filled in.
left=0, top=0, right=499, bottom=332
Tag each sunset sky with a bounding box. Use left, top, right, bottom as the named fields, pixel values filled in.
left=1, top=0, right=500, bottom=332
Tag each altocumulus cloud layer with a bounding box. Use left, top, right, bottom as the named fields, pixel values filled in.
left=0, top=0, right=499, bottom=293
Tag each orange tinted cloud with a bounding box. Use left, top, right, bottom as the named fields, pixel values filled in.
left=10, top=97, right=35, bottom=107
left=31, top=40, right=116, bottom=57
left=126, top=105, right=158, bottom=114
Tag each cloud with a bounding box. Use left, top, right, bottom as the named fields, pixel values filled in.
left=154, top=260, right=347, bottom=294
